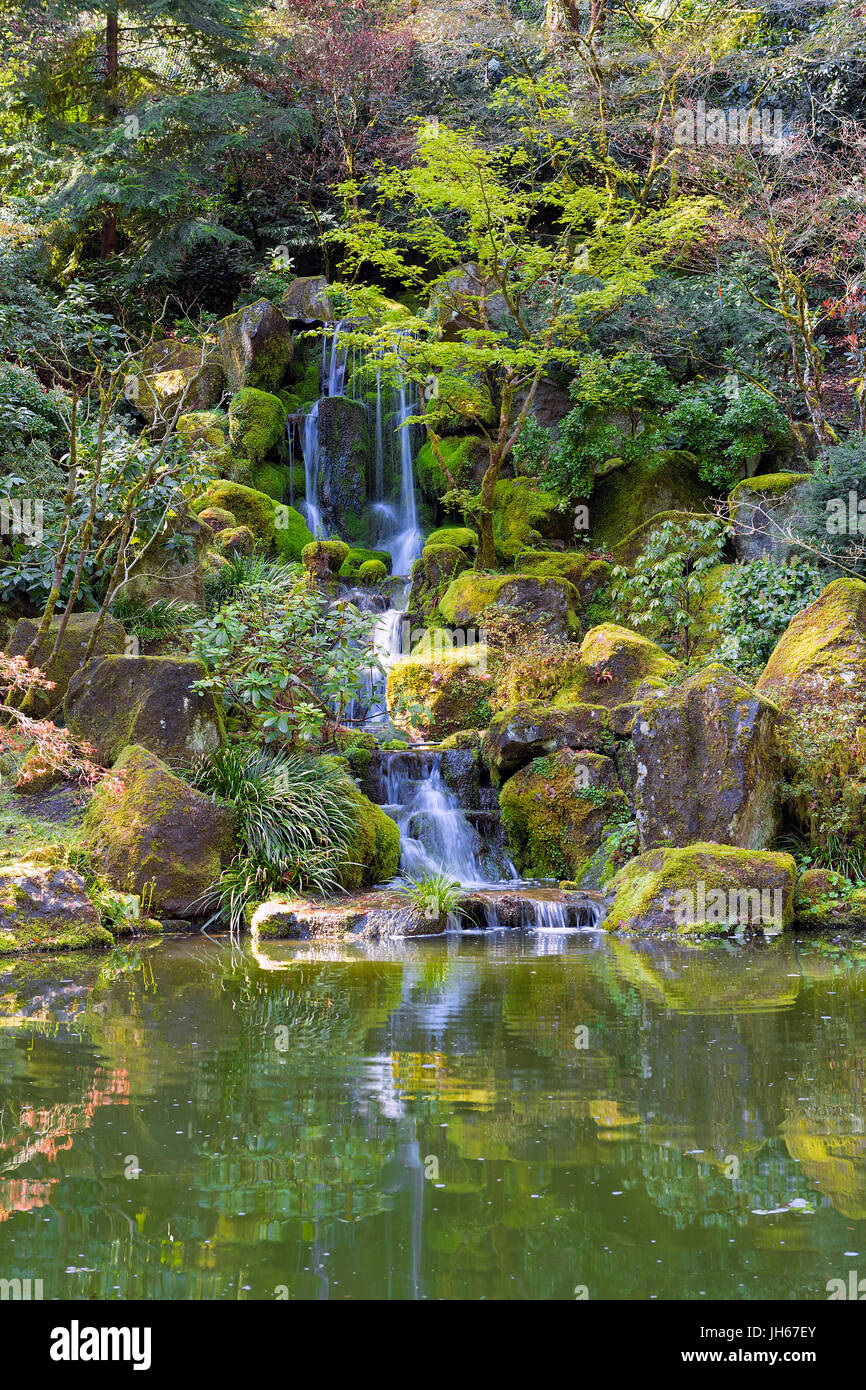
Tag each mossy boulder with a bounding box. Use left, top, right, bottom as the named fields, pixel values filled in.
left=499, top=749, right=628, bottom=881
left=191, top=480, right=313, bottom=560
left=198, top=506, right=237, bottom=534
left=387, top=646, right=500, bottom=740
left=116, top=507, right=208, bottom=608
left=515, top=549, right=612, bottom=608
left=218, top=298, right=293, bottom=393
left=64, top=655, right=224, bottom=767
left=793, top=868, right=866, bottom=929
left=302, top=538, right=350, bottom=578
left=279, top=275, right=334, bottom=324
left=604, top=842, right=797, bottom=936
left=755, top=578, right=866, bottom=840
left=633, top=663, right=781, bottom=851
left=437, top=572, right=580, bottom=638
left=227, top=388, right=287, bottom=467
left=482, top=699, right=611, bottom=780
left=338, top=547, right=392, bottom=581
left=431, top=262, right=512, bottom=338
left=415, top=435, right=485, bottom=499
left=493, top=478, right=564, bottom=560
left=129, top=339, right=224, bottom=427
left=6, top=612, right=127, bottom=717
left=176, top=409, right=232, bottom=472
left=214, top=525, right=255, bottom=556
left=83, top=745, right=237, bottom=917
left=359, top=559, right=387, bottom=583
left=729, top=472, right=810, bottom=562
left=410, top=544, right=469, bottom=612
left=0, top=863, right=112, bottom=954
left=250, top=463, right=292, bottom=501
left=340, top=789, right=401, bottom=891
left=552, top=623, right=679, bottom=715
left=590, top=450, right=706, bottom=554
left=426, top=526, right=477, bottom=553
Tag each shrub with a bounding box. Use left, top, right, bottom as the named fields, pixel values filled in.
left=714, top=556, right=826, bottom=677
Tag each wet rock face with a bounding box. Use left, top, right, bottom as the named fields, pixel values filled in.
left=499, top=749, right=629, bottom=881
left=0, top=863, right=111, bottom=953
left=604, top=843, right=797, bottom=936
left=6, top=612, right=127, bottom=718
left=83, top=745, right=237, bottom=918
left=65, top=655, right=224, bottom=767
left=218, top=298, right=293, bottom=393
left=315, top=394, right=369, bottom=534
left=633, top=663, right=781, bottom=851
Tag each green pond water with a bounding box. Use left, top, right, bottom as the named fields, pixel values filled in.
left=0, top=928, right=865, bottom=1301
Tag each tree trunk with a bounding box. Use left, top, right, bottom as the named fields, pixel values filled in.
left=100, top=3, right=119, bottom=260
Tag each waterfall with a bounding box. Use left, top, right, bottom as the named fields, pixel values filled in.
left=326, top=320, right=347, bottom=397
left=302, top=403, right=323, bottom=538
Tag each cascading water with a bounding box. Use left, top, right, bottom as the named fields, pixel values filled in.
left=301, top=402, right=323, bottom=539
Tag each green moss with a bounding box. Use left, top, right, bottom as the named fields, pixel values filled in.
left=426, top=526, right=477, bottom=552
left=387, top=647, right=500, bottom=739
left=359, top=559, right=387, bottom=583
left=198, top=506, right=237, bottom=531
left=251, top=463, right=292, bottom=501
left=591, top=450, right=706, bottom=554
left=340, top=788, right=401, bottom=890
left=228, top=387, right=286, bottom=467
left=499, top=749, right=627, bottom=880
left=302, top=538, right=350, bottom=575
left=338, top=547, right=392, bottom=580
left=553, top=623, right=678, bottom=709
left=604, top=842, right=797, bottom=935
left=729, top=471, right=811, bottom=502
left=192, top=480, right=312, bottom=560
left=415, top=435, right=483, bottom=500
left=516, top=549, right=611, bottom=601
left=493, top=478, right=562, bottom=561
left=214, top=525, right=255, bottom=555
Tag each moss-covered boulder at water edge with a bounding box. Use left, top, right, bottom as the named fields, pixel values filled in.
left=0, top=863, right=112, bottom=953
left=338, top=787, right=401, bottom=891
left=83, top=745, right=237, bottom=917
left=387, top=646, right=502, bottom=740
left=499, top=749, right=628, bottom=880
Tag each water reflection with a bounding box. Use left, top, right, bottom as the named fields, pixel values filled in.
left=0, top=932, right=864, bottom=1299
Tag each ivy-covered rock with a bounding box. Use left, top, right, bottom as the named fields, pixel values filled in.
left=83, top=745, right=237, bottom=917
left=482, top=699, right=611, bottom=780
left=6, top=612, right=127, bottom=717
left=499, top=749, right=628, bottom=880
left=64, top=655, right=225, bottom=766
left=633, top=663, right=781, bottom=851
left=493, top=478, right=564, bottom=560
left=387, top=646, right=500, bottom=740
left=130, top=339, right=224, bottom=426
left=604, top=842, right=797, bottom=935
left=729, top=472, right=810, bottom=562
left=227, top=388, right=287, bottom=467
left=218, top=298, right=293, bottom=393
left=0, top=863, right=112, bottom=954
left=191, top=480, right=313, bottom=560
left=437, top=572, right=581, bottom=637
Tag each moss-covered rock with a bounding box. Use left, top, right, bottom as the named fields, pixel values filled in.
left=83, top=745, right=237, bottom=917
left=793, top=868, right=866, bottom=929
left=279, top=275, right=334, bottom=323
left=437, top=572, right=581, bottom=637
left=214, top=524, right=255, bottom=556
left=426, top=526, right=477, bottom=552
left=410, top=544, right=469, bottom=613
left=129, top=339, right=224, bottom=426
left=6, top=612, right=127, bottom=717
left=315, top=395, right=369, bottom=534
left=339, top=789, right=401, bottom=891
left=515, top=549, right=612, bottom=607
left=198, top=506, right=237, bottom=533
left=633, top=663, right=781, bottom=851
left=610, top=509, right=725, bottom=570
left=302, top=538, right=350, bottom=578
left=250, top=463, right=292, bottom=501
left=191, top=480, right=313, bottom=560
left=604, top=842, right=797, bottom=935
left=64, top=655, right=224, bottom=767
left=552, top=623, right=679, bottom=713
left=755, top=578, right=866, bottom=842
left=227, top=388, right=287, bottom=467
left=359, top=559, right=387, bottom=583
left=118, top=507, right=208, bottom=608
left=218, top=298, right=293, bottom=393
left=591, top=450, right=706, bottom=553
left=499, top=749, right=628, bottom=880
left=338, top=547, right=392, bottom=581
left=176, top=409, right=232, bottom=472
left=0, top=862, right=112, bottom=953
left=415, top=435, right=485, bottom=499
left=729, top=472, right=810, bottom=562
left=482, top=699, right=611, bottom=780
left=387, top=646, right=501, bottom=740
left=493, top=478, right=564, bottom=560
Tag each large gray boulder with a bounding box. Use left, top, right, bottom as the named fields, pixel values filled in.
left=633, top=663, right=781, bottom=850
left=64, top=655, right=224, bottom=767
left=218, top=298, right=293, bottom=393
left=0, top=863, right=112, bottom=953
left=6, top=612, right=127, bottom=717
